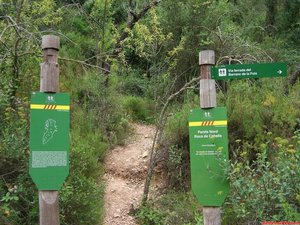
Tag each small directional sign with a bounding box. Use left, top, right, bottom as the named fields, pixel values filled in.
left=189, top=107, right=229, bottom=206
left=211, top=62, right=287, bottom=80
left=29, top=92, right=70, bottom=190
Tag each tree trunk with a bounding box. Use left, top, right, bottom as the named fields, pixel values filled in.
left=284, top=65, right=300, bottom=95
left=102, top=0, right=161, bottom=86
left=265, top=0, right=277, bottom=36
left=142, top=77, right=199, bottom=203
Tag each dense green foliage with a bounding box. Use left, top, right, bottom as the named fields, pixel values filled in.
left=1, top=0, right=299, bottom=224
left=141, top=80, right=300, bottom=224
left=136, top=192, right=203, bottom=225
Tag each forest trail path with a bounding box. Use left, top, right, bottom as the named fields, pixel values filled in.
left=103, top=123, right=164, bottom=225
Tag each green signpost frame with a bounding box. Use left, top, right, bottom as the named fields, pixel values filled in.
left=189, top=107, right=229, bottom=206
left=29, top=92, right=70, bottom=190
left=211, top=62, right=287, bottom=80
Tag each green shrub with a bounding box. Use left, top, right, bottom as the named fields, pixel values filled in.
left=0, top=102, right=38, bottom=225
left=136, top=205, right=164, bottom=225
left=163, top=97, right=198, bottom=190
left=123, top=95, right=153, bottom=122
left=119, top=74, right=148, bottom=96
left=60, top=176, right=103, bottom=225
left=224, top=134, right=300, bottom=224
left=70, top=128, right=107, bottom=179
left=136, top=192, right=201, bottom=225
left=223, top=79, right=300, bottom=142
left=73, top=73, right=130, bottom=145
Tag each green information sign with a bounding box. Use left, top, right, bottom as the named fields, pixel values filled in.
left=29, top=92, right=70, bottom=190
left=189, top=107, right=229, bottom=206
left=211, top=62, right=287, bottom=80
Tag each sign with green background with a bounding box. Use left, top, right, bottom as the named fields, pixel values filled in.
left=29, top=92, right=70, bottom=190
left=211, top=62, right=287, bottom=80
left=189, top=107, right=229, bottom=206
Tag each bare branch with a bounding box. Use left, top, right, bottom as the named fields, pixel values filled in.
left=17, top=52, right=39, bottom=57
left=217, top=56, right=243, bottom=65
left=143, top=76, right=199, bottom=203
left=0, top=15, right=21, bottom=37
left=0, top=24, right=17, bottom=39
left=0, top=38, right=12, bottom=54
left=58, top=56, right=110, bottom=72
left=114, top=0, right=162, bottom=56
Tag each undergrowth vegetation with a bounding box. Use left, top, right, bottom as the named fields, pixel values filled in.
left=224, top=135, right=300, bottom=224
left=136, top=192, right=203, bottom=225
left=137, top=81, right=299, bottom=225
left=1, top=0, right=300, bottom=224
left=0, top=69, right=133, bottom=224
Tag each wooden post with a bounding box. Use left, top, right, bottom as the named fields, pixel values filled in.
left=39, top=35, right=60, bottom=225
left=199, top=50, right=216, bottom=108
left=203, top=207, right=221, bottom=225
left=40, top=35, right=60, bottom=93
left=199, top=50, right=221, bottom=225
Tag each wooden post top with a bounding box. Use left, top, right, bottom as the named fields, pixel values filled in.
left=42, top=35, right=60, bottom=50
left=199, top=49, right=216, bottom=107
left=199, top=50, right=215, bottom=65
left=40, top=35, right=60, bottom=93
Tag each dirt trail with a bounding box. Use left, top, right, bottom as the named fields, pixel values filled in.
left=103, top=123, right=164, bottom=225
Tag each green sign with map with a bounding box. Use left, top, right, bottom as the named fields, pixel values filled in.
left=189, top=107, right=229, bottom=206
left=211, top=62, right=287, bottom=80
left=29, top=92, right=70, bottom=190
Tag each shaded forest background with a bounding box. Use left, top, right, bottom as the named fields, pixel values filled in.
left=0, top=0, right=299, bottom=224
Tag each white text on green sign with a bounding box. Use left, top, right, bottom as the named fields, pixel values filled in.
left=211, top=62, right=287, bottom=80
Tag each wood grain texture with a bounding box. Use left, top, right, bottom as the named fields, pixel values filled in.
left=39, top=191, right=60, bottom=225
left=199, top=50, right=215, bottom=65
left=40, top=62, right=59, bottom=93
left=40, top=36, right=59, bottom=93
left=42, top=35, right=60, bottom=50
left=203, top=207, right=221, bottom=225
left=200, top=79, right=216, bottom=108
left=199, top=51, right=216, bottom=108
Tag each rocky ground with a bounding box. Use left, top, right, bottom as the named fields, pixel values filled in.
left=103, top=123, right=165, bottom=225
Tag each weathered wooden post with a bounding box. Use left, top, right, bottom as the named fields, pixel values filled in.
left=199, top=50, right=216, bottom=109
left=39, top=35, right=60, bottom=225
left=199, top=50, right=221, bottom=225
left=30, top=34, right=70, bottom=225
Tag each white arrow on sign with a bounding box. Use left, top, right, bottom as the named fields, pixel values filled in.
left=277, top=70, right=282, bottom=74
